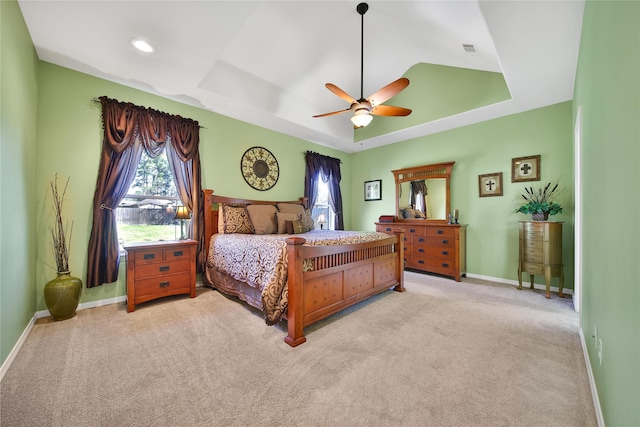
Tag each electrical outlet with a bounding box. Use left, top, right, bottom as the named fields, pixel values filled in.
left=598, top=339, right=603, bottom=365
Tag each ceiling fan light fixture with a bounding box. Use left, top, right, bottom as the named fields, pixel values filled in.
left=351, top=109, right=373, bottom=127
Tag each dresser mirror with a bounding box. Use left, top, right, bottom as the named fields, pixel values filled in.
left=392, top=161, right=455, bottom=222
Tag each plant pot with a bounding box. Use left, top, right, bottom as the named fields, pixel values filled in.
left=44, top=271, right=82, bottom=320
left=532, top=212, right=549, bottom=221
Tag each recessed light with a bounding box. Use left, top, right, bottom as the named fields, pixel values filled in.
left=130, top=39, right=155, bottom=54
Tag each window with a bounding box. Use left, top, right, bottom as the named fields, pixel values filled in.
left=116, top=150, right=182, bottom=244
left=311, top=175, right=335, bottom=230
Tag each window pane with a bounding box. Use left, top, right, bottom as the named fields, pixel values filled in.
left=312, top=178, right=334, bottom=230
left=116, top=150, right=182, bottom=244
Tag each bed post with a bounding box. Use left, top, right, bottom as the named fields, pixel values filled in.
left=285, top=237, right=306, bottom=347
left=394, top=231, right=406, bottom=292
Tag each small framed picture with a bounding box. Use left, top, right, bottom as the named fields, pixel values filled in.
left=364, top=180, right=382, bottom=201
left=479, top=172, right=503, bottom=197
left=512, top=155, right=541, bottom=182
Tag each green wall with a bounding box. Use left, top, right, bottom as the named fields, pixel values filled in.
left=34, top=62, right=351, bottom=312
left=0, top=0, right=39, bottom=366
left=352, top=102, right=575, bottom=286
left=573, top=1, right=640, bottom=425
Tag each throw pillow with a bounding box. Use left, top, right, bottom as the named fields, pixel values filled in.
left=246, top=204, right=278, bottom=235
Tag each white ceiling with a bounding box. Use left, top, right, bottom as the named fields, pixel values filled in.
left=18, top=0, right=584, bottom=153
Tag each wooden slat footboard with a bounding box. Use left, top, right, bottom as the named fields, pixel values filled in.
left=285, top=233, right=404, bottom=347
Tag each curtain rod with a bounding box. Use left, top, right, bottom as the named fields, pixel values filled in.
left=91, top=97, right=207, bottom=129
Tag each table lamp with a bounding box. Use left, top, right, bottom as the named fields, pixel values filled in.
left=317, top=213, right=326, bottom=230
left=174, top=206, right=191, bottom=240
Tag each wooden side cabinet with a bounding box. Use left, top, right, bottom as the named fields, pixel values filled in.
left=124, top=240, right=197, bottom=312
left=517, top=221, right=564, bottom=299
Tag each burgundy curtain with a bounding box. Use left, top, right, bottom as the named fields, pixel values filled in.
left=86, top=97, right=202, bottom=288
left=304, top=151, right=344, bottom=230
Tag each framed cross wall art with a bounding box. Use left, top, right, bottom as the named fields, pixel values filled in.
left=364, top=180, right=382, bottom=201
left=478, top=172, right=503, bottom=197
left=512, top=155, right=541, bottom=183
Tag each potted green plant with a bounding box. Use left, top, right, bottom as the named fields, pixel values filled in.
left=515, top=181, right=563, bottom=221
left=44, top=174, right=82, bottom=320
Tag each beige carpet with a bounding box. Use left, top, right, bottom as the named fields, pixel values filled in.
left=1, top=272, right=596, bottom=426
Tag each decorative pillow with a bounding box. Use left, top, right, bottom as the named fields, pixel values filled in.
left=302, top=208, right=315, bottom=231
left=276, top=212, right=300, bottom=234
left=285, top=220, right=305, bottom=234
left=221, top=204, right=254, bottom=234
left=246, top=204, right=278, bottom=235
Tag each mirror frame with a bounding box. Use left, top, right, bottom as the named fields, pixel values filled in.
left=392, top=161, right=455, bottom=223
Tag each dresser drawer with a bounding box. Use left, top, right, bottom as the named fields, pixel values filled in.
left=134, top=272, right=192, bottom=298
left=402, top=226, right=427, bottom=236
left=407, top=257, right=455, bottom=276
left=522, top=225, right=544, bottom=240
left=377, top=224, right=402, bottom=234
left=424, top=227, right=455, bottom=238
left=412, top=245, right=454, bottom=259
left=411, top=235, right=455, bottom=246
left=135, top=258, right=191, bottom=280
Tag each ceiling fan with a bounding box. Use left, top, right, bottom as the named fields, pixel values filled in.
left=313, top=2, right=412, bottom=128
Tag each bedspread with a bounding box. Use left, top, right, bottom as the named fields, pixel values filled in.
left=206, top=230, right=391, bottom=324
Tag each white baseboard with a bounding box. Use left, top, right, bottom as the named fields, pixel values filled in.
left=579, top=329, right=605, bottom=426
left=0, top=313, right=38, bottom=382
left=1, top=295, right=127, bottom=383
left=465, top=272, right=574, bottom=296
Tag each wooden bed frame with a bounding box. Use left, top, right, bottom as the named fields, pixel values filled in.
left=202, top=189, right=405, bottom=346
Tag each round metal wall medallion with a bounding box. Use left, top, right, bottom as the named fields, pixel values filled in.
left=240, top=146, right=279, bottom=191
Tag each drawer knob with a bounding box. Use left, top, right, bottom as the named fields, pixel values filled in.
left=442, top=263, right=449, bottom=268
left=418, top=260, right=424, bottom=264
left=441, top=240, right=449, bottom=244
left=385, top=227, right=392, bottom=232
left=437, top=230, right=444, bottom=234
left=159, top=281, right=170, bottom=288
left=143, top=253, right=155, bottom=260
left=442, top=251, right=449, bottom=256
left=409, top=229, right=416, bottom=233
left=159, top=265, right=170, bottom=272
left=173, top=250, right=184, bottom=257
left=418, top=248, right=424, bottom=253
left=418, top=238, right=425, bottom=242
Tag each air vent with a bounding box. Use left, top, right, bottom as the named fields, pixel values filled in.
left=462, top=44, right=477, bottom=53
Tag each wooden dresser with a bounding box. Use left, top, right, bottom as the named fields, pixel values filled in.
left=376, top=222, right=466, bottom=281
left=124, top=240, right=198, bottom=312
left=517, top=221, right=564, bottom=299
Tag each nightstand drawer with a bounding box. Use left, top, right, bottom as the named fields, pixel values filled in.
left=136, top=259, right=191, bottom=280
left=165, top=247, right=189, bottom=261
left=135, top=272, right=192, bottom=298
left=134, top=249, right=165, bottom=264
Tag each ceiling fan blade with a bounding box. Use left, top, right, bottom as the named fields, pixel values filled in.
left=366, top=77, right=410, bottom=106
left=312, top=108, right=351, bottom=118
left=371, top=105, right=412, bottom=116
left=325, top=83, right=357, bottom=104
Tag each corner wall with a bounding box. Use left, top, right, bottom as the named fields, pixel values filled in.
left=573, top=1, right=640, bottom=425
left=351, top=102, right=574, bottom=287
left=0, top=0, right=39, bottom=366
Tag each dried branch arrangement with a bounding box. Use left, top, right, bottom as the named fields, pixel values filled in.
left=50, top=174, right=73, bottom=273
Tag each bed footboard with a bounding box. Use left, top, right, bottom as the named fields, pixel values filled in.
left=285, top=233, right=404, bottom=347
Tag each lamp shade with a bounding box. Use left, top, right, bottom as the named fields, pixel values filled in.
left=317, top=213, right=326, bottom=224
left=351, top=110, right=373, bottom=128
left=174, top=206, right=191, bottom=220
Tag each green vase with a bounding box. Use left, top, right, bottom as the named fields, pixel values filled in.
left=44, top=271, right=82, bottom=320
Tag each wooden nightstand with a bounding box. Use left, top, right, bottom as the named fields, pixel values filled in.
left=124, top=240, right=197, bottom=312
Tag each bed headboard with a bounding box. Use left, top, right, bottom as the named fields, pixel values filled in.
left=202, top=189, right=307, bottom=259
